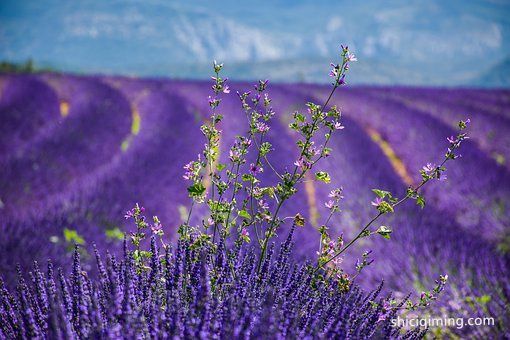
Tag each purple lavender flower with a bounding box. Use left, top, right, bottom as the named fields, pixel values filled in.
left=0, top=230, right=423, bottom=339
left=249, top=163, right=263, bottom=175
left=338, top=74, right=346, bottom=85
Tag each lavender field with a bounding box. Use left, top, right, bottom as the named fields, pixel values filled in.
left=1, top=72, right=510, bottom=337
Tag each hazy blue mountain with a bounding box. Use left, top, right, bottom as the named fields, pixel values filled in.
left=1, top=0, right=509, bottom=86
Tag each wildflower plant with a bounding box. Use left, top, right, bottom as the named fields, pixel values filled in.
left=0, top=44, right=470, bottom=339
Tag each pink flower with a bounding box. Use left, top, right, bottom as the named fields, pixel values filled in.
left=334, top=122, right=344, bottom=130
left=345, top=51, right=357, bottom=62
left=151, top=222, right=163, bottom=234
left=243, top=139, right=252, bottom=147
left=241, top=228, right=249, bottom=238
left=371, top=197, right=383, bottom=207
left=255, top=122, right=269, bottom=133
left=183, top=161, right=195, bottom=180
left=294, top=157, right=311, bottom=170
left=229, top=148, right=241, bottom=162
left=328, top=188, right=344, bottom=200
left=124, top=209, right=134, bottom=219
left=325, top=200, right=335, bottom=209
left=249, top=163, right=263, bottom=175
left=258, top=199, right=269, bottom=210
left=422, top=163, right=436, bottom=175
left=329, top=63, right=339, bottom=78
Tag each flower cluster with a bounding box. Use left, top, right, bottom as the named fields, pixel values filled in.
left=124, top=203, right=166, bottom=270
left=329, top=45, right=357, bottom=86
left=0, top=230, right=427, bottom=339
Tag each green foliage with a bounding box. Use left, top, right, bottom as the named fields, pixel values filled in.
left=105, top=227, right=124, bottom=241
left=188, top=183, right=206, bottom=198
left=63, top=228, right=85, bottom=245
left=315, top=171, right=331, bottom=183
left=238, top=209, right=251, bottom=220
left=372, top=189, right=391, bottom=198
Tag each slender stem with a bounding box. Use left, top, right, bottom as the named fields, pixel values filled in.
left=256, top=199, right=285, bottom=273
left=290, top=60, right=344, bottom=179
left=222, top=162, right=242, bottom=239
left=256, top=67, right=347, bottom=273
left=314, top=212, right=382, bottom=274
left=183, top=200, right=195, bottom=237
left=314, top=155, right=452, bottom=274
left=248, top=133, right=265, bottom=223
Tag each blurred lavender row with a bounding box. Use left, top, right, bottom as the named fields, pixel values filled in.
left=0, top=73, right=509, bottom=336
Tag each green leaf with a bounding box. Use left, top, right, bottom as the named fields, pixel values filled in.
left=295, top=113, right=305, bottom=122
left=261, top=187, right=275, bottom=197
left=476, top=295, right=491, bottom=305
left=238, top=210, right=252, bottom=220
left=315, top=171, right=331, bottom=184
left=63, top=228, right=85, bottom=245
left=372, top=189, right=390, bottom=198
left=216, top=163, right=227, bottom=171
left=187, top=183, right=206, bottom=197
left=105, top=227, right=124, bottom=241
left=242, top=174, right=255, bottom=182
left=376, top=225, right=392, bottom=239
left=377, top=201, right=394, bottom=214
left=294, top=213, right=305, bottom=227
left=416, top=195, right=426, bottom=209
left=139, top=250, right=153, bottom=259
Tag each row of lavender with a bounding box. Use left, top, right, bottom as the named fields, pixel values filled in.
left=0, top=73, right=509, bottom=336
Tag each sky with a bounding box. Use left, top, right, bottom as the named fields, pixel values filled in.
left=1, top=0, right=509, bottom=86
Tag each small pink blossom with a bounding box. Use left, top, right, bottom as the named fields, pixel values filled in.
left=255, top=122, right=270, bottom=133
left=334, top=122, right=344, bottom=130
left=249, top=163, right=263, bottom=175
left=258, top=199, right=269, bottom=210
left=241, top=228, right=249, bottom=238
left=345, top=51, right=357, bottom=62
left=371, top=197, right=383, bottom=207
